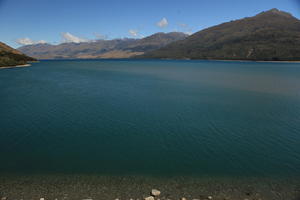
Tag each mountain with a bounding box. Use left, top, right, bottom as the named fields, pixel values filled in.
left=18, top=32, right=187, bottom=59
left=0, top=42, right=36, bottom=68
left=141, top=9, right=300, bottom=61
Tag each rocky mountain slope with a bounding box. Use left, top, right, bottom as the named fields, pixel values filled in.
left=141, top=9, right=300, bottom=61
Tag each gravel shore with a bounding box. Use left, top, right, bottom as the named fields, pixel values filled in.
left=0, top=175, right=299, bottom=200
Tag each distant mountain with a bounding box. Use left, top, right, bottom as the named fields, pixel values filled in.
left=0, top=42, right=36, bottom=67
left=18, top=32, right=187, bottom=59
left=141, top=9, right=300, bottom=61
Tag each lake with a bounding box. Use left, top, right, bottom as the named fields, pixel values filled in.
left=0, top=60, right=300, bottom=199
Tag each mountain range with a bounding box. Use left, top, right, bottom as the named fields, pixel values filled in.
left=18, top=32, right=187, bottom=59
left=14, top=8, right=300, bottom=61
left=0, top=42, right=36, bottom=67
left=141, top=9, right=300, bottom=61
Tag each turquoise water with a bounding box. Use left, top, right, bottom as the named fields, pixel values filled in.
left=0, top=59, right=300, bottom=177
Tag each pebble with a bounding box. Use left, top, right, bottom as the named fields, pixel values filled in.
left=181, top=198, right=187, bottom=200
left=1, top=197, right=7, bottom=200
left=40, top=198, right=45, bottom=200
left=145, top=196, right=155, bottom=200
left=208, top=196, right=213, bottom=200
left=151, top=189, right=161, bottom=197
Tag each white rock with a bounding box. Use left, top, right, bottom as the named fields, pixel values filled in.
left=208, top=196, right=213, bottom=200
left=40, top=198, right=45, bottom=200
left=181, top=198, right=187, bottom=200
left=151, top=189, right=161, bottom=196
left=145, top=196, right=155, bottom=200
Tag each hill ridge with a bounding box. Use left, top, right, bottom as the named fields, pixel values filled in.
left=141, top=9, right=300, bottom=61
left=0, top=42, right=36, bottom=67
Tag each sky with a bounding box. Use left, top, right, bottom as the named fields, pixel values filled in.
left=0, top=0, right=300, bottom=48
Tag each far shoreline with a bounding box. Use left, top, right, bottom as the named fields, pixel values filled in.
left=0, top=64, right=31, bottom=69
left=36, top=57, right=300, bottom=63
left=150, top=58, right=300, bottom=63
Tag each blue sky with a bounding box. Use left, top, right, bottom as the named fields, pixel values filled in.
left=1, top=0, right=300, bottom=48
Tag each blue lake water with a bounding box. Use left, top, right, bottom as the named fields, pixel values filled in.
left=0, top=59, right=300, bottom=178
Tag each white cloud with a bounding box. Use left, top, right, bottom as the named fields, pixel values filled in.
left=61, top=32, right=88, bottom=43
left=128, top=29, right=138, bottom=37
left=157, top=17, right=168, bottom=28
left=185, top=31, right=193, bottom=35
left=16, top=38, right=47, bottom=45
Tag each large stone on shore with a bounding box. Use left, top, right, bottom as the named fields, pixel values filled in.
left=145, top=196, right=155, bottom=200
left=151, top=189, right=161, bottom=196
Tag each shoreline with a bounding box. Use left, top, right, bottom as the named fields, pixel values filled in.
left=214, top=59, right=300, bottom=63
left=0, top=63, right=31, bottom=69
left=0, top=174, right=299, bottom=200
left=37, top=57, right=300, bottom=63
left=158, top=58, right=300, bottom=63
